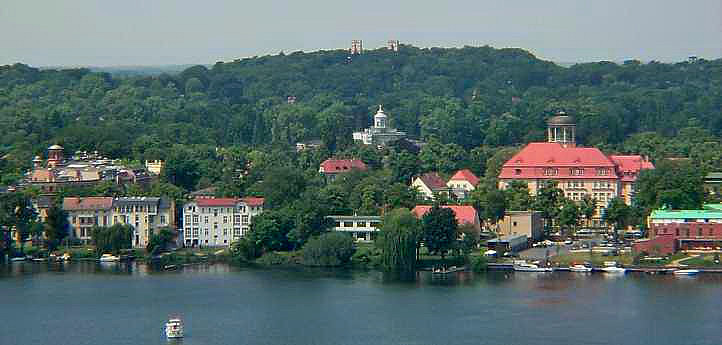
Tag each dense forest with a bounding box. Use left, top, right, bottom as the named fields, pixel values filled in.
left=1, top=45, right=721, bottom=192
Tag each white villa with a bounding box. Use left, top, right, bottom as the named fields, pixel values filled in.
left=352, top=105, right=406, bottom=147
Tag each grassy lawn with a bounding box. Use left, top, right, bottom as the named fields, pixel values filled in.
left=680, top=254, right=722, bottom=267
left=549, top=252, right=634, bottom=266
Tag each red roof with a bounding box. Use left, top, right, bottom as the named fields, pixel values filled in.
left=499, top=143, right=617, bottom=179
left=448, top=169, right=480, bottom=186
left=242, top=197, right=265, bottom=206
left=411, top=205, right=479, bottom=225
left=417, top=172, right=447, bottom=190
left=63, top=197, right=113, bottom=211
left=195, top=197, right=265, bottom=207
left=196, top=198, right=239, bottom=207
left=319, top=159, right=367, bottom=173
left=610, top=155, right=655, bottom=182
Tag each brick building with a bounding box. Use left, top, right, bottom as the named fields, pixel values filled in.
left=632, top=204, right=722, bottom=255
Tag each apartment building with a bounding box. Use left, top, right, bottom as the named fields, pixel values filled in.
left=182, top=197, right=265, bottom=247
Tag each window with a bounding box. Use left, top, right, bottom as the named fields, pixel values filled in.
left=204, top=216, right=209, bottom=224
left=234, top=215, right=240, bottom=224
left=185, top=216, right=191, bottom=224
left=334, top=221, right=341, bottom=227
left=675, top=228, right=679, bottom=236
left=192, top=228, right=199, bottom=237
left=512, top=221, right=518, bottom=227
left=371, top=222, right=381, bottom=228
left=160, top=216, right=166, bottom=224
left=357, top=221, right=367, bottom=227
left=223, top=229, right=228, bottom=236
left=570, top=168, right=584, bottom=176
left=223, top=216, right=228, bottom=224
left=514, top=169, right=521, bottom=175
left=343, top=222, right=353, bottom=227
left=233, top=228, right=241, bottom=237
left=596, top=168, right=610, bottom=176
left=698, top=228, right=702, bottom=236
left=242, top=215, right=249, bottom=224
left=204, top=229, right=209, bottom=236
left=543, top=168, right=558, bottom=176
left=193, top=215, right=199, bottom=224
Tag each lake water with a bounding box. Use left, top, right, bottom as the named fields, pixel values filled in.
left=1, top=262, right=721, bottom=345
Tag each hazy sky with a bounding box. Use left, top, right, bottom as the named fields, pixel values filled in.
left=1, top=0, right=720, bottom=67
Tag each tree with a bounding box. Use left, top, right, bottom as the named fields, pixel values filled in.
left=91, top=224, right=133, bottom=256
left=421, top=205, right=458, bottom=259
left=377, top=208, right=421, bottom=273
left=579, top=195, right=597, bottom=227
left=533, top=182, right=564, bottom=231
left=44, top=204, right=69, bottom=251
left=557, top=199, right=580, bottom=237
left=261, top=166, right=306, bottom=209
left=0, top=192, right=36, bottom=256
left=301, top=232, right=355, bottom=266
left=147, top=227, right=176, bottom=254
left=458, top=223, right=480, bottom=255
left=604, top=197, right=631, bottom=231
left=473, top=188, right=507, bottom=227
left=505, top=180, right=533, bottom=211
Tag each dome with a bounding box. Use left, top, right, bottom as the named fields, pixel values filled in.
left=48, top=144, right=64, bottom=150
left=547, top=111, right=576, bottom=126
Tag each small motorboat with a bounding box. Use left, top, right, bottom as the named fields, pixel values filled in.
left=601, top=266, right=626, bottom=274
left=514, top=261, right=552, bottom=272
left=165, top=318, right=184, bottom=339
left=99, top=254, right=120, bottom=262
left=31, top=257, right=47, bottom=262
left=10, top=257, right=26, bottom=262
left=673, top=269, right=700, bottom=276
left=570, top=264, right=592, bottom=273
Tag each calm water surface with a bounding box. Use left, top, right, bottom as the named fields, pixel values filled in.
left=1, top=262, right=721, bottom=345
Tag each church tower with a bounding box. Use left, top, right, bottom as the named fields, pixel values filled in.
left=374, top=105, right=387, bottom=129
left=547, top=111, right=576, bottom=148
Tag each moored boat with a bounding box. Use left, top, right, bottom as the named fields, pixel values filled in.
left=673, top=269, right=700, bottom=276
left=569, top=264, right=592, bottom=273
left=10, top=257, right=26, bottom=262
left=601, top=266, right=626, bottom=274
left=99, top=254, right=120, bottom=262
left=513, top=261, right=552, bottom=272
left=165, top=318, right=184, bottom=339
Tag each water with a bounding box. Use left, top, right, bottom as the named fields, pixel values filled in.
left=1, top=262, right=721, bottom=345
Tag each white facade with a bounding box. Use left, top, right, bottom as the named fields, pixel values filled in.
left=329, top=215, right=381, bottom=242
left=182, top=198, right=264, bottom=247
left=352, top=105, right=406, bottom=147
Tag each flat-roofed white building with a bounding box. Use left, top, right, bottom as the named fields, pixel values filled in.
left=328, top=214, right=381, bottom=242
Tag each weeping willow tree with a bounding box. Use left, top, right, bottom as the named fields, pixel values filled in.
left=91, top=224, right=133, bottom=256
left=376, top=208, right=421, bottom=274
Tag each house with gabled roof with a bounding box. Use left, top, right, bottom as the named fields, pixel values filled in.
left=411, top=172, right=449, bottom=200
left=447, top=169, right=480, bottom=199
left=319, top=159, right=367, bottom=183
left=411, top=205, right=481, bottom=231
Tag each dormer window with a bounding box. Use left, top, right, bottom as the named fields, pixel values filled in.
left=543, top=168, right=558, bottom=176
left=570, top=168, right=584, bottom=176
left=514, top=169, right=522, bottom=175
left=596, top=168, right=610, bottom=176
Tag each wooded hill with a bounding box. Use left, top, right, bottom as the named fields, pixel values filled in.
left=1, top=45, right=721, bottom=186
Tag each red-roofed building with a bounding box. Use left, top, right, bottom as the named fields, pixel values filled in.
left=447, top=169, right=480, bottom=199
left=182, top=197, right=265, bottom=247
left=411, top=172, right=449, bottom=200
left=411, top=205, right=481, bottom=231
left=319, top=159, right=368, bottom=183
left=498, top=112, right=654, bottom=225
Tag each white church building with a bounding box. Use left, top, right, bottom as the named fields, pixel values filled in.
left=352, top=105, right=406, bottom=147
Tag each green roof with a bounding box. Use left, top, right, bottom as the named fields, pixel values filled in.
left=705, top=172, right=722, bottom=181
left=650, top=205, right=722, bottom=220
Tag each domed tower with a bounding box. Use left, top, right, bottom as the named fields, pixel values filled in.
left=32, top=155, right=43, bottom=169
left=374, top=105, right=387, bottom=130
left=547, top=111, right=576, bottom=148
left=47, top=144, right=64, bottom=168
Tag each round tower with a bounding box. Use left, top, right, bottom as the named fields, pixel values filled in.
left=547, top=111, right=576, bottom=148
left=47, top=144, right=64, bottom=168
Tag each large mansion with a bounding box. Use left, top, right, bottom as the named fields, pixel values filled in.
left=498, top=112, right=653, bottom=225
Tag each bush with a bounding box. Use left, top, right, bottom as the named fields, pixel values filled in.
left=302, top=232, right=355, bottom=267
left=351, top=245, right=383, bottom=268
left=256, top=252, right=291, bottom=266
left=471, top=255, right=488, bottom=273
left=230, top=237, right=262, bottom=262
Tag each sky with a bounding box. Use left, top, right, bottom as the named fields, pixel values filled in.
left=1, top=0, right=720, bottom=67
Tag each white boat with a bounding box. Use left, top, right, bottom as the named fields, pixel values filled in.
left=165, top=318, right=184, bottom=339
left=31, top=258, right=47, bottom=262
left=570, top=264, right=592, bottom=272
left=514, top=262, right=552, bottom=272
left=601, top=266, right=626, bottom=274
left=10, top=257, right=26, bottom=262
left=98, top=254, right=120, bottom=262
left=673, top=269, right=700, bottom=276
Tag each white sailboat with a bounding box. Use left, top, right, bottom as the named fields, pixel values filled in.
left=570, top=264, right=592, bottom=273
